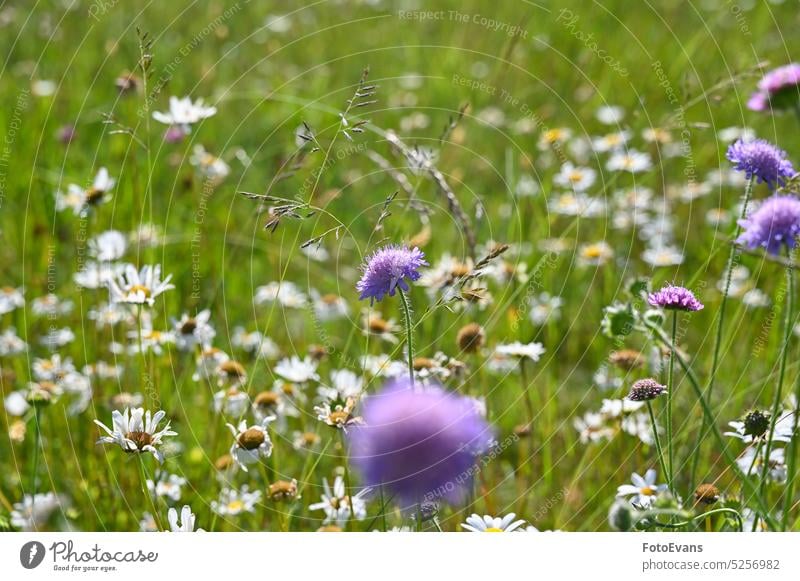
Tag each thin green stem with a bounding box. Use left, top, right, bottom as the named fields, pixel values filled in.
left=782, top=368, right=800, bottom=529
left=667, top=311, right=677, bottom=494
left=398, top=289, right=415, bottom=385
left=338, top=431, right=357, bottom=531
left=647, top=402, right=669, bottom=487
left=138, top=456, right=161, bottom=531
left=30, top=405, right=42, bottom=498
left=758, top=263, right=794, bottom=514
left=691, top=177, right=754, bottom=488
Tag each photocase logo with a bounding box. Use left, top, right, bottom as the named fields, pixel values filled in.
left=20, top=541, right=46, bottom=569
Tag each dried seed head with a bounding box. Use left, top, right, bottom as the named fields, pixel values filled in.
left=412, top=357, right=436, bottom=371
left=268, top=479, right=298, bottom=501
left=238, top=428, right=266, bottom=450
left=609, top=349, right=644, bottom=370
left=457, top=322, right=485, bottom=353
left=125, top=431, right=153, bottom=450
left=627, top=378, right=667, bottom=401
left=219, top=360, right=246, bottom=378
left=254, top=391, right=279, bottom=409
left=743, top=410, right=771, bottom=438
left=694, top=483, right=720, bottom=505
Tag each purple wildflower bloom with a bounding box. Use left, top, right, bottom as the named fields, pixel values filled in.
left=628, top=378, right=667, bottom=402
left=647, top=285, right=704, bottom=311
left=356, top=245, right=427, bottom=302
left=348, top=377, right=493, bottom=507
left=726, top=139, right=795, bottom=188
left=748, top=63, right=800, bottom=112
left=737, top=195, right=800, bottom=255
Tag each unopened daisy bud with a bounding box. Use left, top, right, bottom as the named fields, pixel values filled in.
left=694, top=483, right=720, bottom=505
left=608, top=499, right=634, bottom=532
left=627, top=378, right=667, bottom=401
left=268, top=479, right=298, bottom=501
left=215, top=454, right=234, bottom=471
left=743, top=409, right=771, bottom=438
left=457, top=323, right=485, bottom=353
left=513, top=424, right=531, bottom=437
left=609, top=349, right=643, bottom=370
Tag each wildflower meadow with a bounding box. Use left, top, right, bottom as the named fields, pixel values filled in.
left=3, top=0, right=800, bottom=545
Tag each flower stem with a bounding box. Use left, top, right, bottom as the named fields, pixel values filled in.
left=690, top=176, right=754, bottom=488
left=782, top=369, right=800, bottom=530
left=666, top=311, right=677, bottom=494
left=647, top=401, right=669, bottom=488
left=138, top=456, right=161, bottom=531
left=30, top=405, right=42, bottom=498
left=339, top=431, right=357, bottom=531
left=646, top=320, right=778, bottom=529
left=398, top=289, right=415, bottom=385
left=757, top=263, right=794, bottom=512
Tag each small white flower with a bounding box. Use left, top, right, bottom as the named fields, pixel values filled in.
left=89, top=230, right=127, bottom=261
left=148, top=473, right=187, bottom=502
left=152, top=95, right=216, bottom=131
left=167, top=505, right=203, bottom=532
left=0, top=286, right=24, bottom=315
left=108, top=264, right=174, bottom=307
left=275, top=355, right=319, bottom=383
left=495, top=341, right=545, bottom=362
left=616, top=469, right=667, bottom=508
left=11, top=492, right=65, bottom=531
left=94, top=407, right=177, bottom=464
left=461, top=513, right=526, bottom=532
left=591, top=130, right=631, bottom=152
left=554, top=162, right=596, bottom=192
left=642, top=245, right=684, bottom=267
left=309, top=476, right=369, bottom=526
left=254, top=281, right=307, bottom=308
left=211, top=486, right=262, bottom=516
left=172, top=310, right=215, bottom=351
left=0, top=327, right=28, bottom=356
left=31, top=294, right=73, bottom=317
left=595, top=105, right=625, bottom=125
left=607, top=150, right=652, bottom=173
left=226, top=418, right=274, bottom=471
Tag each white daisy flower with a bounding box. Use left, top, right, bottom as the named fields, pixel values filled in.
left=11, top=492, right=66, bottom=531
left=554, top=162, right=596, bottom=192
left=607, top=150, right=652, bottom=173
left=616, top=469, right=667, bottom=508
left=591, top=130, right=631, bottom=152
left=495, top=341, right=545, bottom=362
left=0, top=327, right=27, bottom=356
left=595, top=105, right=625, bottom=125
left=274, top=355, right=319, bottom=383
left=254, top=281, right=307, bottom=308
left=527, top=292, right=563, bottom=326
left=461, top=513, right=526, bottom=532
left=31, top=294, right=73, bottom=317
left=211, top=486, right=262, bottom=516
left=172, top=310, right=215, bottom=351
left=89, top=230, right=127, bottom=261
left=642, top=245, right=684, bottom=267
left=318, top=369, right=363, bottom=401
left=148, top=472, right=187, bottom=502
left=213, top=387, right=250, bottom=417
left=108, top=264, right=174, bottom=307
left=0, top=286, right=24, bottom=314
left=167, top=505, right=203, bottom=532
left=94, top=407, right=176, bottom=464
left=310, top=291, right=349, bottom=321
left=152, top=95, right=216, bottom=132
left=309, top=476, right=369, bottom=526
left=226, top=418, right=274, bottom=471
left=74, top=261, right=127, bottom=290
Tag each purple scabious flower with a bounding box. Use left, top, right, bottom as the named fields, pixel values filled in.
left=356, top=245, right=427, bottom=302
left=348, top=377, right=493, bottom=507
left=647, top=285, right=704, bottom=311
left=726, top=139, right=795, bottom=188
left=627, top=378, right=667, bottom=402
left=748, top=63, right=800, bottom=112
left=737, top=195, right=800, bottom=255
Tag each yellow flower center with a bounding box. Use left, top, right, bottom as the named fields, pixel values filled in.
left=484, top=527, right=504, bottom=532
left=129, top=284, right=151, bottom=298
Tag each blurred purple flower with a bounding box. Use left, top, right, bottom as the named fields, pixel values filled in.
left=726, top=139, right=795, bottom=188
left=164, top=125, right=186, bottom=143
left=348, top=377, right=493, bottom=507
left=737, top=195, right=800, bottom=255
left=647, top=285, right=704, bottom=311
left=748, top=63, right=800, bottom=112
left=356, top=244, right=427, bottom=303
